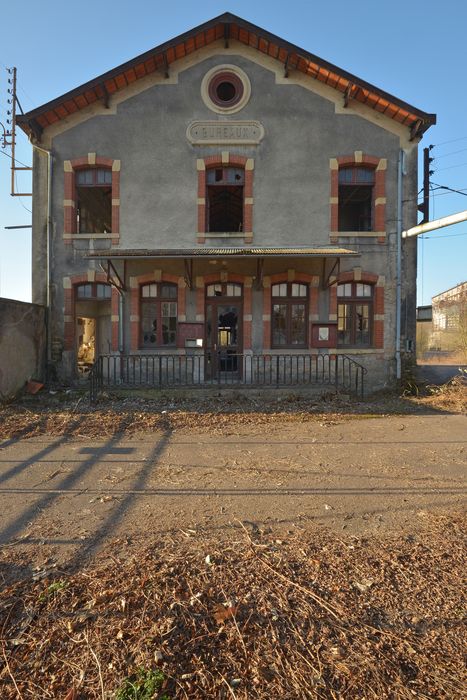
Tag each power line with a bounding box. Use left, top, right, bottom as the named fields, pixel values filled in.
left=432, top=146, right=467, bottom=160
left=435, top=161, right=467, bottom=173
left=429, top=188, right=467, bottom=199
left=433, top=135, right=467, bottom=147
left=421, top=230, right=467, bottom=239
left=0, top=149, right=31, bottom=169
left=430, top=182, right=467, bottom=197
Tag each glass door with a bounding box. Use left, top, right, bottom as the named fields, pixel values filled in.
left=205, top=283, right=243, bottom=379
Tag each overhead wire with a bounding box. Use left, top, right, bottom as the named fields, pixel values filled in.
left=433, top=161, right=467, bottom=173
left=433, top=135, right=467, bottom=147
left=432, top=146, right=467, bottom=160
left=0, top=149, right=31, bottom=169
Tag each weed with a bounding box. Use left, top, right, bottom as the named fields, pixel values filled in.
left=115, top=668, right=169, bottom=700
left=38, top=580, right=68, bottom=602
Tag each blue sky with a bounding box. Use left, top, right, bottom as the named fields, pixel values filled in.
left=1, top=0, right=466, bottom=305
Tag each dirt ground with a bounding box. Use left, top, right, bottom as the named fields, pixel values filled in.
left=0, top=388, right=465, bottom=576
left=0, top=386, right=465, bottom=698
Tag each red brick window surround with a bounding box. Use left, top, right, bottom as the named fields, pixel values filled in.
left=330, top=153, right=386, bottom=243
left=329, top=270, right=385, bottom=350
left=63, top=272, right=119, bottom=352
left=63, top=153, right=120, bottom=245
left=129, top=273, right=186, bottom=352
left=197, top=155, right=254, bottom=245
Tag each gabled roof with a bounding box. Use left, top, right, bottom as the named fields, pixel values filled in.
left=17, top=12, right=436, bottom=140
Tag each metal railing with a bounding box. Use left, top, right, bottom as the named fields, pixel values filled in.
left=89, top=352, right=366, bottom=403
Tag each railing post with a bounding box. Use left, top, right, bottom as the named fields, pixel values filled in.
left=335, top=354, right=339, bottom=390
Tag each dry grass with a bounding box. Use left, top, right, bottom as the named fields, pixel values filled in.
left=0, top=377, right=465, bottom=443
left=0, top=515, right=465, bottom=699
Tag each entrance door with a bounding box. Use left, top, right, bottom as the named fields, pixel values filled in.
left=205, top=283, right=243, bottom=379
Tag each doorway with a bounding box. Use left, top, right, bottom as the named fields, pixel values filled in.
left=205, top=282, right=243, bottom=379
left=75, top=282, right=112, bottom=375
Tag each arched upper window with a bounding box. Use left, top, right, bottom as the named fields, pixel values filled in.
left=206, top=167, right=244, bottom=233
left=76, top=168, right=112, bottom=234
left=75, top=282, right=111, bottom=299
left=206, top=282, right=242, bottom=298
left=338, top=166, right=375, bottom=232
left=140, top=282, right=177, bottom=347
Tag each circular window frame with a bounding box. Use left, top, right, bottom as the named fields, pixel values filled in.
left=201, top=64, right=251, bottom=115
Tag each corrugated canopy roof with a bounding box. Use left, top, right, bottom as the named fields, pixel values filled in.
left=17, top=13, right=435, bottom=141
left=85, top=247, right=359, bottom=259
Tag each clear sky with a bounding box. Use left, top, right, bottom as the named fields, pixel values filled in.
left=0, top=0, right=466, bottom=305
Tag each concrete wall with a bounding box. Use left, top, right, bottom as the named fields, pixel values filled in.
left=30, top=41, right=421, bottom=389
left=0, top=298, right=46, bottom=399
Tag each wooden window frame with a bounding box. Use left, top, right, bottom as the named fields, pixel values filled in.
left=75, top=282, right=112, bottom=300
left=76, top=167, right=113, bottom=234
left=337, top=282, right=374, bottom=347
left=338, top=166, right=375, bottom=232
left=140, top=282, right=178, bottom=348
left=271, top=282, right=309, bottom=349
left=63, top=155, right=120, bottom=245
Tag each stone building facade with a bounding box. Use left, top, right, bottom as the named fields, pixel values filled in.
left=17, top=13, right=436, bottom=391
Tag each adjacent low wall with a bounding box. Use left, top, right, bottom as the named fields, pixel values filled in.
left=0, top=298, right=46, bottom=399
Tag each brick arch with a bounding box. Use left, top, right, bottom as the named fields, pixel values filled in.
left=196, top=154, right=254, bottom=244
left=63, top=152, right=120, bottom=244
left=195, top=272, right=253, bottom=350
left=330, top=152, right=387, bottom=243
left=262, top=271, right=320, bottom=350
left=129, top=272, right=187, bottom=351
left=63, top=272, right=119, bottom=352
left=329, top=268, right=385, bottom=349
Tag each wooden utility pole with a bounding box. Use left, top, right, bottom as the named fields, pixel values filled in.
left=3, top=67, right=32, bottom=197
left=417, top=146, right=433, bottom=224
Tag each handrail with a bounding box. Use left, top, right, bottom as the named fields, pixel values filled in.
left=89, top=352, right=366, bottom=403
left=336, top=354, right=367, bottom=398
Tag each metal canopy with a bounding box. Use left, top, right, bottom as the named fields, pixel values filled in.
left=85, top=246, right=359, bottom=259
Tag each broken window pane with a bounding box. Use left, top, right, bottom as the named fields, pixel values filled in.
left=76, top=168, right=112, bottom=234
left=271, top=282, right=308, bottom=347
left=338, top=166, right=374, bottom=232
left=207, top=167, right=244, bottom=233
left=141, top=283, right=177, bottom=347
left=337, top=282, right=373, bottom=346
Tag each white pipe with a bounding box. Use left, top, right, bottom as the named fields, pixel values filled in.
left=396, top=150, right=403, bottom=380
left=402, top=209, right=467, bottom=238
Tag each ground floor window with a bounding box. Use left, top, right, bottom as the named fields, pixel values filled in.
left=271, top=282, right=308, bottom=348
left=337, top=282, right=373, bottom=346
left=140, top=282, right=177, bottom=347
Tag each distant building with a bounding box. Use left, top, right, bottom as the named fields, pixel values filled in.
left=416, top=305, right=432, bottom=323
left=432, top=282, right=467, bottom=332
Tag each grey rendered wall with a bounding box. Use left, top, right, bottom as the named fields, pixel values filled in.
left=40, top=48, right=420, bottom=388
left=0, top=298, right=45, bottom=399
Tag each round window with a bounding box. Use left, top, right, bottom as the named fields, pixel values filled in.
left=208, top=71, right=244, bottom=108
left=201, top=65, right=251, bottom=114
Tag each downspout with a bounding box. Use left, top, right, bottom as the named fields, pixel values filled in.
left=119, top=290, right=124, bottom=352
left=395, top=149, right=404, bottom=380
left=30, top=137, right=53, bottom=381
